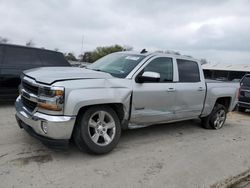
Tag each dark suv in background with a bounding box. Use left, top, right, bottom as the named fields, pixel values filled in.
left=0, top=44, right=70, bottom=101
left=238, top=74, right=250, bottom=112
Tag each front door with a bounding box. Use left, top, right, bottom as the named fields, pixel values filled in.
left=131, top=56, right=176, bottom=126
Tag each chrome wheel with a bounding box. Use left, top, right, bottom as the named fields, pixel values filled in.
left=88, top=111, right=116, bottom=146
left=213, top=109, right=226, bottom=129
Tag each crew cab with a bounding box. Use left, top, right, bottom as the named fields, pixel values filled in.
left=15, top=51, right=239, bottom=154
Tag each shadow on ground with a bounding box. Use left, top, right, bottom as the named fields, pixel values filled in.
left=48, top=119, right=204, bottom=158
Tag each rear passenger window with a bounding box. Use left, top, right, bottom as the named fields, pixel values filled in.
left=177, top=59, right=200, bottom=82
left=144, top=57, right=173, bottom=82
left=3, top=47, right=42, bottom=66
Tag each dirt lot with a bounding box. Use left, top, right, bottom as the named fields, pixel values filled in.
left=0, top=104, right=250, bottom=188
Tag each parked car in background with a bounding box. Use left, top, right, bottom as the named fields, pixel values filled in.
left=238, top=74, right=250, bottom=112
left=0, top=44, right=71, bottom=101
left=15, top=51, right=239, bottom=154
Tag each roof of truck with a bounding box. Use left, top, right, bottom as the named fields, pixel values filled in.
left=119, top=51, right=199, bottom=61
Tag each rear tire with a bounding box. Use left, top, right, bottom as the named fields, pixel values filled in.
left=73, top=105, right=121, bottom=154
left=201, top=104, right=227, bottom=129
left=238, top=106, right=246, bottom=112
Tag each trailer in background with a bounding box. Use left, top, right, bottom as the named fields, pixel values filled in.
left=202, top=63, right=250, bottom=82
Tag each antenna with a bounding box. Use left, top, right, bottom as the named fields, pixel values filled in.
left=81, top=34, right=84, bottom=55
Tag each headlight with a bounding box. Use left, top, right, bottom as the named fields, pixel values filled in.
left=38, top=86, right=64, bottom=111
left=39, top=86, right=64, bottom=97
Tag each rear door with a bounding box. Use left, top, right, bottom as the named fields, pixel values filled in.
left=174, top=59, right=206, bottom=119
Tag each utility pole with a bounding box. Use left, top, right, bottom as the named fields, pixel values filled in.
left=81, top=34, right=84, bottom=56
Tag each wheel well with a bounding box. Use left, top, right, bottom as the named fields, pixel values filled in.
left=215, top=97, right=231, bottom=110
left=70, top=103, right=126, bottom=140
left=76, top=103, right=125, bottom=123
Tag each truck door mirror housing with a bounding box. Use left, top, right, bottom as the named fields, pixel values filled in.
left=136, top=71, right=160, bottom=83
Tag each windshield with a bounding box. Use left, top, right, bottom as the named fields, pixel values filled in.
left=86, top=53, right=145, bottom=78
left=241, top=76, right=250, bottom=87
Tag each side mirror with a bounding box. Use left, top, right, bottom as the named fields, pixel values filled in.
left=137, top=71, right=160, bottom=83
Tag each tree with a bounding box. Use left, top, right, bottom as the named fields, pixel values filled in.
left=91, top=44, right=125, bottom=62
left=65, top=52, right=77, bottom=61
left=79, top=52, right=93, bottom=62
left=80, top=44, right=127, bottom=63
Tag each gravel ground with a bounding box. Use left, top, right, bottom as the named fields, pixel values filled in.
left=0, top=103, right=250, bottom=188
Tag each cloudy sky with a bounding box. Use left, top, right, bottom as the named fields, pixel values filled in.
left=0, top=0, right=250, bottom=64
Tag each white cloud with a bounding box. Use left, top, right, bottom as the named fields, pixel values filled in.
left=0, top=0, right=249, bottom=63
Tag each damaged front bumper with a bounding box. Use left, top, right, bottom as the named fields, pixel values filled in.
left=15, top=96, right=76, bottom=149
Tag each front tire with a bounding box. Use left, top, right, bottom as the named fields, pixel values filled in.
left=201, top=104, right=227, bottom=129
left=74, top=105, right=121, bottom=154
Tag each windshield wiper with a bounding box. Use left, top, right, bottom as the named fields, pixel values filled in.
left=91, top=69, right=103, bottom=72
left=85, top=67, right=102, bottom=71
left=87, top=68, right=113, bottom=75
left=85, top=67, right=102, bottom=72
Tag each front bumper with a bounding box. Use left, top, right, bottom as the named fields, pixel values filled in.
left=238, top=101, right=250, bottom=109
left=15, top=96, right=76, bottom=148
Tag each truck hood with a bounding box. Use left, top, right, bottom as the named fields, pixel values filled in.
left=23, top=67, right=113, bottom=85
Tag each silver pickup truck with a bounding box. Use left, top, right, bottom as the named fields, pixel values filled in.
left=15, top=51, right=239, bottom=154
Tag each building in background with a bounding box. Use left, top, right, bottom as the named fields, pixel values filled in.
left=202, top=63, right=250, bottom=82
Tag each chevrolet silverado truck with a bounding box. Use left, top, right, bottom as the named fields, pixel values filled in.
left=15, top=51, right=239, bottom=154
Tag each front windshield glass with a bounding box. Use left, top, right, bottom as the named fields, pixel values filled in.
left=242, top=76, right=250, bottom=87
left=87, top=53, right=145, bottom=78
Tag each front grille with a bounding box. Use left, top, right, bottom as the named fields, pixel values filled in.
left=22, top=81, right=39, bottom=95
left=21, top=96, right=37, bottom=112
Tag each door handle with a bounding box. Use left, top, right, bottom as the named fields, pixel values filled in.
left=166, top=88, right=175, bottom=92
left=197, top=87, right=204, bottom=91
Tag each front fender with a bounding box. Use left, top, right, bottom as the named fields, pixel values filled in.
left=64, top=87, right=132, bottom=118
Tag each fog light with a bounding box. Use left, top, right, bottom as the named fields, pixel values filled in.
left=41, top=121, right=48, bottom=134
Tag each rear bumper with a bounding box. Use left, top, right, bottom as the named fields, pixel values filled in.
left=15, top=96, right=76, bottom=149
left=238, top=101, right=250, bottom=109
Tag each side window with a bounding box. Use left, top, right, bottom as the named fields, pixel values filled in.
left=3, top=47, right=42, bottom=66
left=144, top=57, right=173, bottom=82
left=177, top=59, right=200, bottom=82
